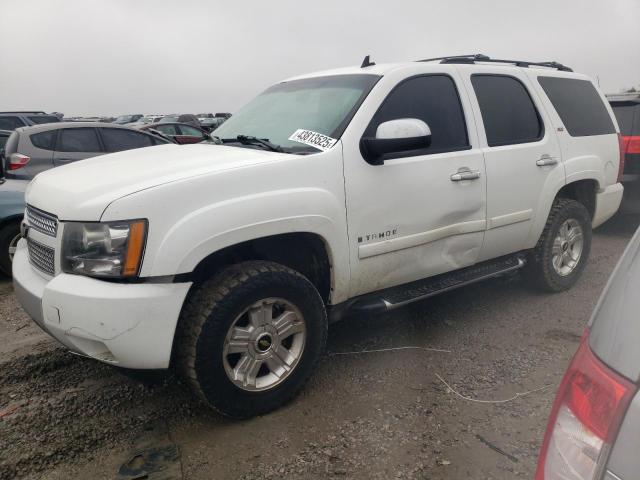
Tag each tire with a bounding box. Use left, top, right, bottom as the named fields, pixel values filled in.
left=0, top=222, right=21, bottom=277
left=174, top=261, right=327, bottom=418
left=525, top=198, right=592, bottom=292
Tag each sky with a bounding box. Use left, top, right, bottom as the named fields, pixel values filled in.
left=1, top=0, right=639, bottom=117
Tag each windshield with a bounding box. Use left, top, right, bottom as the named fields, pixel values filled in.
left=213, top=74, right=380, bottom=153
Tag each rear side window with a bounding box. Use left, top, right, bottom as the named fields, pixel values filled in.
left=611, top=104, right=640, bottom=136
left=364, top=74, right=469, bottom=157
left=471, top=75, right=543, bottom=147
left=155, top=124, right=179, bottom=135
left=58, top=128, right=101, bottom=152
left=538, top=77, right=615, bottom=137
left=27, top=115, right=60, bottom=125
left=100, top=128, right=154, bottom=152
left=31, top=130, right=57, bottom=150
left=0, top=116, right=25, bottom=130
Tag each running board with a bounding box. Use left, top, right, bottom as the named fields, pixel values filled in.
left=329, top=255, right=526, bottom=322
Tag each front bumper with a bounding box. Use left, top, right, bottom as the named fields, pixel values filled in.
left=592, top=183, right=624, bottom=228
left=12, top=239, right=192, bottom=369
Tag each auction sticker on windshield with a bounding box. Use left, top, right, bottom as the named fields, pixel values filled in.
left=288, top=129, right=338, bottom=151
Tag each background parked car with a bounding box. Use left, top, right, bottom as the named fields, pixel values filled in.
left=112, top=114, right=143, bottom=125
left=159, top=114, right=200, bottom=127
left=0, top=111, right=60, bottom=130
left=198, top=116, right=227, bottom=132
left=3, top=122, right=172, bottom=180
left=609, top=92, right=640, bottom=213
left=0, top=178, right=28, bottom=276
left=536, top=224, right=640, bottom=480
left=140, top=122, right=210, bottom=144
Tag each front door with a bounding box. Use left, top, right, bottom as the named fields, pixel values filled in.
left=343, top=72, right=487, bottom=297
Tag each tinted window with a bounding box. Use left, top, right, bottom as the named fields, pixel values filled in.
left=100, top=128, right=154, bottom=152
left=611, top=104, right=640, bottom=136
left=0, top=134, right=8, bottom=151
left=180, top=125, right=204, bottom=137
left=364, top=75, right=469, bottom=157
left=538, top=77, right=615, bottom=137
left=58, top=128, right=101, bottom=152
left=471, top=75, right=543, bottom=147
left=155, top=124, right=179, bottom=135
left=31, top=130, right=57, bottom=150
left=0, top=116, right=25, bottom=130
left=27, top=115, right=60, bottom=125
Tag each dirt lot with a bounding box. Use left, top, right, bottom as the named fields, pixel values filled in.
left=1, top=214, right=638, bottom=480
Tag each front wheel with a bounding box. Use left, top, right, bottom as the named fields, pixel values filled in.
left=0, top=222, right=21, bottom=277
left=174, top=261, right=327, bottom=418
left=525, top=198, right=592, bottom=292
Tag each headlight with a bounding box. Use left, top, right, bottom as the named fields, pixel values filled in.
left=62, top=220, right=147, bottom=278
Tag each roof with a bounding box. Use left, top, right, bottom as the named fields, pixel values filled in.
left=13, top=122, right=143, bottom=134
left=285, top=55, right=581, bottom=83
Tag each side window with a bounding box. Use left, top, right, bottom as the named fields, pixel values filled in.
left=471, top=75, right=543, bottom=147
left=0, top=116, right=25, bottom=130
left=179, top=125, right=204, bottom=137
left=610, top=103, right=639, bottom=136
left=57, top=128, right=101, bottom=152
left=30, top=130, right=57, bottom=150
left=364, top=75, right=469, bottom=157
left=155, top=124, right=179, bottom=135
left=100, top=128, right=154, bottom=152
left=538, top=77, right=615, bottom=137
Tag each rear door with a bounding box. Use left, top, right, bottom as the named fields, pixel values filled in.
left=53, top=127, right=104, bottom=166
left=459, top=67, right=564, bottom=261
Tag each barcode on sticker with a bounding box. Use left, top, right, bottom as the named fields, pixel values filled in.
left=288, top=129, right=338, bottom=151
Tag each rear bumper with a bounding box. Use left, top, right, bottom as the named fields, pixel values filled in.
left=593, top=183, right=624, bottom=228
left=12, top=239, right=192, bottom=369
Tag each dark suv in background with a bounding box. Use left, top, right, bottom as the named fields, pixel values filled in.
left=608, top=93, right=640, bottom=212
left=0, top=111, right=60, bottom=130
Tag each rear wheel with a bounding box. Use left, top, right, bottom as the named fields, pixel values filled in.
left=525, top=198, right=592, bottom=292
left=174, top=261, right=327, bottom=418
left=0, top=222, right=21, bottom=277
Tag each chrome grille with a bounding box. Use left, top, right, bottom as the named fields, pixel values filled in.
left=27, top=239, right=55, bottom=275
left=26, top=205, right=58, bottom=237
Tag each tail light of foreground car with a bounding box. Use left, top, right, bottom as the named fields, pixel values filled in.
left=8, top=153, right=30, bottom=170
left=536, top=331, right=636, bottom=480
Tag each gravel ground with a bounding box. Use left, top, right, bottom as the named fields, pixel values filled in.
left=1, top=213, right=637, bottom=480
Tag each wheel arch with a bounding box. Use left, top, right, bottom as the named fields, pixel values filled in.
left=188, top=231, right=335, bottom=305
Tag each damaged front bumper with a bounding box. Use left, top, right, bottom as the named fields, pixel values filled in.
left=12, top=239, right=191, bottom=369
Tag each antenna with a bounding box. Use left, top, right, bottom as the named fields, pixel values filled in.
left=361, top=55, right=375, bottom=68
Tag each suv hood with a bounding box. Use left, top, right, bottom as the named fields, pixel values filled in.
left=26, top=143, right=287, bottom=220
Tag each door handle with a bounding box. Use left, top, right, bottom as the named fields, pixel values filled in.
left=450, top=168, right=481, bottom=182
left=536, top=154, right=559, bottom=167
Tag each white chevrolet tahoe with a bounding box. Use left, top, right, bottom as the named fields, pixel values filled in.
left=13, top=55, right=623, bottom=418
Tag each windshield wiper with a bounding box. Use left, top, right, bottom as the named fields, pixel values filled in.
left=217, top=135, right=284, bottom=153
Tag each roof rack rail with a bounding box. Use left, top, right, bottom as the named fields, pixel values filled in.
left=417, top=54, right=573, bottom=72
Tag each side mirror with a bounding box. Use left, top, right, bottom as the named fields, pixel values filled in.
left=360, top=118, right=431, bottom=165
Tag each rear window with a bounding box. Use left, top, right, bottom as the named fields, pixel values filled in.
left=611, top=103, right=640, bottom=136
left=27, top=115, right=60, bottom=125
left=58, top=128, right=102, bottom=152
left=30, top=130, right=57, bottom=150
left=0, top=116, right=25, bottom=130
left=538, top=77, right=615, bottom=137
left=471, top=75, right=543, bottom=147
